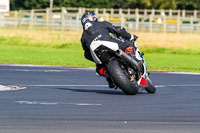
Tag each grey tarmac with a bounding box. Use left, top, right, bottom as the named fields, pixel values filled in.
left=0, top=65, right=200, bottom=133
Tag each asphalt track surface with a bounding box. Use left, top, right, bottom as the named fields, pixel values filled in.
left=0, top=65, right=200, bottom=133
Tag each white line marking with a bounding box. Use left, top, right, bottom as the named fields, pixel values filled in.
left=69, top=103, right=102, bottom=106
left=0, top=85, right=26, bottom=91
left=149, top=71, right=200, bottom=75
left=14, top=101, right=102, bottom=106
left=22, top=85, right=107, bottom=87
left=3, top=69, right=70, bottom=72
left=15, top=101, right=58, bottom=105
left=0, top=64, right=95, bottom=70
left=2, top=84, right=199, bottom=91
left=1, top=63, right=200, bottom=75
left=156, top=84, right=200, bottom=88
left=19, top=84, right=200, bottom=88
left=159, top=71, right=200, bottom=75
left=0, top=64, right=54, bottom=67
left=119, top=121, right=200, bottom=125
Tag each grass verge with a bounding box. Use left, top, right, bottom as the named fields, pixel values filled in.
left=0, top=44, right=95, bottom=67
left=0, top=29, right=199, bottom=72
left=0, top=44, right=200, bottom=72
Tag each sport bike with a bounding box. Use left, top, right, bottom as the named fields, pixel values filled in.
left=90, top=40, right=156, bottom=95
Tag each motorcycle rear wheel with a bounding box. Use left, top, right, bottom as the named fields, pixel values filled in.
left=106, top=60, right=138, bottom=95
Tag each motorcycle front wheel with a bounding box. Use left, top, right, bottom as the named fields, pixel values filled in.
left=145, top=79, right=156, bottom=94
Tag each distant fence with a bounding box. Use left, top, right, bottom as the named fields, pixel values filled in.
left=0, top=7, right=200, bottom=33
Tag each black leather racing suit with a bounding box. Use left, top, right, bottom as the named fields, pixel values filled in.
left=81, top=21, right=133, bottom=62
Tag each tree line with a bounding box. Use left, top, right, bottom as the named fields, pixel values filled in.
left=10, top=0, right=200, bottom=10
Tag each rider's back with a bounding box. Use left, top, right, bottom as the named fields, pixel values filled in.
left=81, top=21, right=112, bottom=49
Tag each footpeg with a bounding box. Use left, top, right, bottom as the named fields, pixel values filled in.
left=140, top=52, right=144, bottom=57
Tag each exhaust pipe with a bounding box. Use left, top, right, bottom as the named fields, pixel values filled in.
left=116, top=49, right=141, bottom=74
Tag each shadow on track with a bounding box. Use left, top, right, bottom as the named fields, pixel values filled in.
left=55, top=88, right=147, bottom=95
left=55, top=88, right=124, bottom=95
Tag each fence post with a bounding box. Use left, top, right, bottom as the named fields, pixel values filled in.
left=144, top=9, right=147, bottom=16
left=119, top=8, right=122, bottom=15
left=190, top=16, right=194, bottom=33
left=169, top=9, right=172, bottom=17
left=29, top=9, right=34, bottom=30
left=135, top=8, right=139, bottom=31
left=151, top=9, right=155, bottom=16
left=95, top=8, right=99, bottom=15
left=106, top=13, right=109, bottom=21
left=46, top=8, right=50, bottom=30
left=177, top=15, right=180, bottom=33
left=149, top=15, right=153, bottom=32
left=78, top=7, right=82, bottom=15
left=76, top=13, right=80, bottom=30
left=163, top=15, right=166, bottom=33
left=194, top=10, right=197, bottom=19
left=14, top=11, right=18, bottom=30
left=61, top=7, right=66, bottom=31
left=127, top=8, right=130, bottom=16
left=0, top=12, right=5, bottom=28
left=82, top=8, right=85, bottom=13
left=103, top=8, right=106, bottom=14
left=182, top=10, right=185, bottom=18
left=121, top=13, right=125, bottom=27
left=111, top=8, right=114, bottom=15
left=177, top=10, right=181, bottom=17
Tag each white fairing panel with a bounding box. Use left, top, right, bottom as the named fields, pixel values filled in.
left=135, top=48, right=143, bottom=61
left=90, top=41, right=119, bottom=64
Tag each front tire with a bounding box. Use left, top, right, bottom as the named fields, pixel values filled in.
left=106, top=60, right=138, bottom=95
left=145, top=79, right=156, bottom=94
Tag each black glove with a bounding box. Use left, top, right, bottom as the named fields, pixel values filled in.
left=130, top=34, right=138, bottom=42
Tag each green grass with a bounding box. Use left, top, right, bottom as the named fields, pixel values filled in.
left=142, top=48, right=200, bottom=72
left=0, top=43, right=200, bottom=72
left=0, top=44, right=95, bottom=67
left=0, top=32, right=199, bottom=72
left=145, top=53, right=200, bottom=72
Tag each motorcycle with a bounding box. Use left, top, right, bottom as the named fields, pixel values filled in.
left=90, top=40, right=156, bottom=95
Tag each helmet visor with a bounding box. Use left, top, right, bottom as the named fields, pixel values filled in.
left=82, top=15, right=97, bottom=24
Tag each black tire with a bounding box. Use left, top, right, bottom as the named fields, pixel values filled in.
left=145, top=79, right=156, bottom=94
left=106, top=60, right=138, bottom=95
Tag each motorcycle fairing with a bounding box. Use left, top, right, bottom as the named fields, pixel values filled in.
left=90, top=41, right=119, bottom=64
left=137, top=76, right=148, bottom=86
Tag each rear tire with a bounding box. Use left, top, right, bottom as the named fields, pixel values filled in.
left=106, top=60, right=138, bottom=95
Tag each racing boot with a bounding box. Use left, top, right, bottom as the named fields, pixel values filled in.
left=105, top=73, right=116, bottom=88
left=96, top=66, right=116, bottom=88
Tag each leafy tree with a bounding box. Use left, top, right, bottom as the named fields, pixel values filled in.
left=10, top=0, right=200, bottom=10
left=177, top=0, right=200, bottom=10
left=160, top=0, right=177, bottom=9
left=10, top=0, right=50, bottom=10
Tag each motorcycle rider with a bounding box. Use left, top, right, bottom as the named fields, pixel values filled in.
left=80, top=12, right=138, bottom=88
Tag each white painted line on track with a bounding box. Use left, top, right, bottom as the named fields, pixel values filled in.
left=0, top=64, right=53, bottom=67
left=156, top=84, right=200, bottom=87
left=1, top=63, right=200, bottom=74
left=18, top=84, right=200, bottom=88
left=15, top=101, right=102, bottom=106
left=1, top=84, right=199, bottom=91
left=1, top=69, right=70, bottom=72
left=119, top=121, right=200, bottom=125
left=15, top=101, right=58, bottom=105
left=22, top=84, right=108, bottom=87
left=0, top=63, right=95, bottom=70
left=0, top=85, right=26, bottom=91
left=152, top=71, right=200, bottom=75
left=69, top=103, right=102, bottom=106
left=166, top=72, right=200, bottom=75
